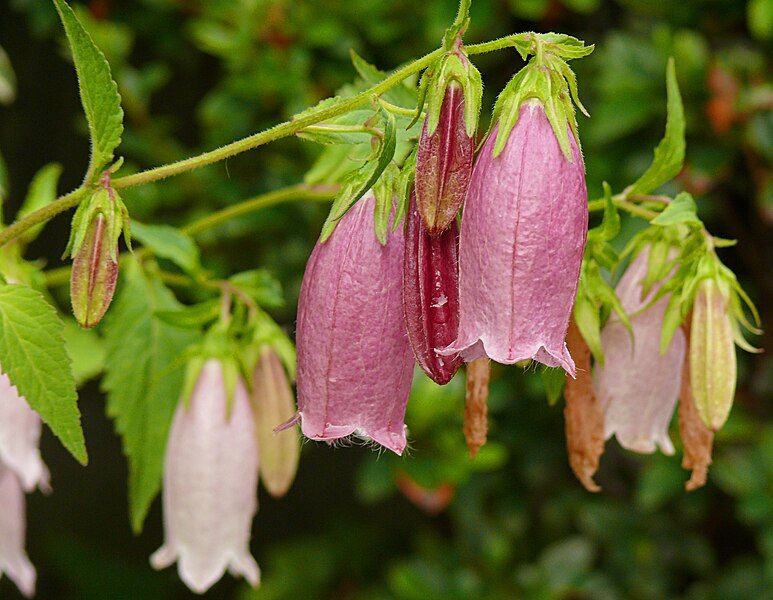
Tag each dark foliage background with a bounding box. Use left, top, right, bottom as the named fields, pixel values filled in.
left=0, top=0, right=770, bottom=598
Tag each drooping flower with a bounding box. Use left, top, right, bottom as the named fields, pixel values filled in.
left=151, top=359, right=260, bottom=594
left=441, top=100, right=587, bottom=374
left=296, top=192, right=414, bottom=455
left=0, top=370, right=49, bottom=493
left=689, top=278, right=737, bottom=431
left=0, top=464, right=36, bottom=598
left=403, top=193, right=461, bottom=385
left=594, top=249, right=686, bottom=454
left=252, top=347, right=300, bottom=498
left=415, top=81, right=474, bottom=234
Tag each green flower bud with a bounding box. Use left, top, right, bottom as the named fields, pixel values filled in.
left=689, top=279, right=737, bottom=431
left=67, top=185, right=129, bottom=328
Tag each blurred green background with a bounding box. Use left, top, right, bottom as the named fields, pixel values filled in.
left=0, top=0, right=771, bottom=598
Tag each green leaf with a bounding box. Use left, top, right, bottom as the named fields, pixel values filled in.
left=628, top=58, right=685, bottom=195
left=131, top=221, right=201, bottom=275
left=155, top=299, right=220, bottom=329
left=17, top=163, right=63, bottom=244
left=349, top=49, right=416, bottom=108
left=0, top=150, right=8, bottom=212
left=651, top=192, right=702, bottom=226
left=229, top=269, right=284, bottom=308
left=320, top=110, right=397, bottom=241
left=62, top=318, right=105, bottom=386
left=0, top=284, right=87, bottom=464
left=540, top=366, right=566, bottom=405
left=102, top=260, right=197, bottom=532
left=53, top=0, right=123, bottom=179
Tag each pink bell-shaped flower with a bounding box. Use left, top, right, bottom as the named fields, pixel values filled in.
left=150, top=359, right=260, bottom=594
left=0, top=370, right=49, bottom=493
left=0, top=464, right=36, bottom=598
left=296, top=192, right=414, bottom=455
left=440, top=100, right=587, bottom=375
left=594, top=249, right=686, bottom=454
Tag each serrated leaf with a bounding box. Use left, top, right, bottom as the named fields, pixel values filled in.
left=349, top=49, right=416, bottom=108
left=131, top=221, right=201, bottom=275
left=629, top=58, right=685, bottom=195
left=17, top=163, right=63, bottom=244
left=102, top=260, right=197, bottom=532
left=62, top=318, right=105, bottom=386
left=651, top=192, right=702, bottom=227
left=53, top=0, right=123, bottom=179
left=0, top=284, right=87, bottom=464
left=155, top=299, right=220, bottom=329
left=229, top=269, right=284, bottom=308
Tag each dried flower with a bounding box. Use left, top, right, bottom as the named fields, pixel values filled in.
left=463, top=357, right=490, bottom=458
left=296, top=193, right=414, bottom=455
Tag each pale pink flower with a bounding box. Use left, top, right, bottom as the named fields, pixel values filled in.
left=595, top=249, right=686, bottom=454
left=0, top=463, right=36, bottom=598
left=0, top=370, right=49, bottom=493
left=151, top=359, right=260, bottom=594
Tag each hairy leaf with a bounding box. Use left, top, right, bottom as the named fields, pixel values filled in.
left=102, top=259, right=197, bottom=532
left=0, top=284, right=87, bottom=464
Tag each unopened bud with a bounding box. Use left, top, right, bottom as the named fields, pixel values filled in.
left=252, top=347, right=299, bottom=498
left=67, top=186, right=127, bottom=328
left=415, top=81, right=474, bottom=234
left=690, top=279, right=737, bottom=431
left=403, top=193, right=461, bottom=385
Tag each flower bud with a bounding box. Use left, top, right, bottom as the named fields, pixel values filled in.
left=403, top=193, right=461, bottom=384
left=594, top=248, right=685, bottom=454
left=0, top=464, right=36, bottom=598
left=68, top=186, right=127, bottom=328
left=151, top=359, right=260, bottom=593
left=415, top=81, right=474, bottom=234
left=440, top=100, right=587, bottom=374
left=678, top=322, right=714, bottom=491
left=252, top=347, right=300, bottom=498
left=296, top=192, right=414, bottom=455
left=690, top=279, right=737, bottom=431
left=0, top=369, right=49, bottom=492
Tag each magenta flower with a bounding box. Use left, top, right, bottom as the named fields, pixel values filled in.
left=415, top=81, right=474, bottom=234
left=151, top=359, right=260, bottom=593
left=296, top=192, right=414, bottom=455
left=594, top=249, right=686, bottom=454
left=441, top=100, right=588, bottom=374
left=0, top=370, right=49, bottom=493
left=0, top=464, right=36, bottom=598
left=403, top=193, right=461, bottom=384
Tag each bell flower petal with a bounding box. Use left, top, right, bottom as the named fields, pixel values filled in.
left=296, top=193, right=414, bottom=455
left=0, top=370, right=49, bottom=493
left=595, top=250, right=685, bottom=455
left=440, top=100, right=588, bottom=375
left=0, top=464, right=36, bottom=598
left=150, top=359, right=260, bottom=594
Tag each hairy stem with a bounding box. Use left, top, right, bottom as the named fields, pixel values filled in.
left=4, top=34, right=524, bottom=250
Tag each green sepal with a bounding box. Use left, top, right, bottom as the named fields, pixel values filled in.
left=651, top=192, right=702, bottom=227
left=393, top=144, right=417, bottom=232
left=424, top=52, right=482, bottom=138
left=320, top=109, right=397, bottom=242
left=372, top=162, right=398, bottom=245
left=180, top=355, right=205, bottom=410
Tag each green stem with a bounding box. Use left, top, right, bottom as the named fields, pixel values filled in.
left=6, top=35, right=524, bottom=250
left=588, top=193, right=663, bottom=220
left=182, top=184, right=336, bottom=236
left=44, top=183, right=337, bottom=286
left=0, top=188, right=88, bottom=248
